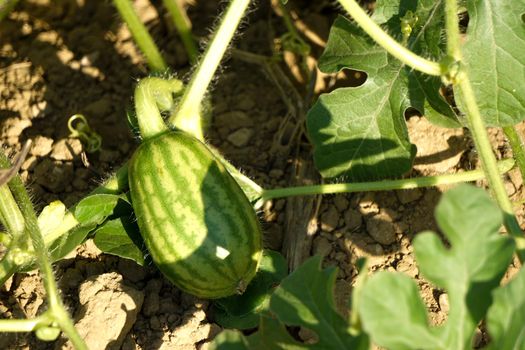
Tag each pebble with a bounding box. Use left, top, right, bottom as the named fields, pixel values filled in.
left=312, top=236, right=332, bottom=257
left=333, top=196, right=349, bottom=212
left=320, top=206, right=340, bottom=232
left=30, top=135, right=53, bottom=156
left=343, top=208, right=362, bottom=230
left=50, top=138, right=83, bottom=161
left=227, top=127, right=253, bottom=147
left=365, top=209, right=397, bottom=245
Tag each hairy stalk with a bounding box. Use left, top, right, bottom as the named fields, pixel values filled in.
left=113, top=0, right=167, bottom=72
left=0, top=256, right=16, bottom=286
left=336, top=0, right=441, bottom=76
left=162, top=0, right=198, bottom=64
left=0, top=155, right=87, bottom=349
left=169, top=0, right=252, bottom=140
left=0, top=185, right=24, bottom=236
left=135, top=77, right=183, bottom=139
left=0, top=0, right=19, bottom=21
left=262, top=158, right=515, bottom=201
left=503, top=126, right=525, bottom=183
left=443, top=0, right=524, bottom=260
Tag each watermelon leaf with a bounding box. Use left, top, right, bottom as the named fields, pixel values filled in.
left=209, top=256, right=368, bottom=349
left=359, top=185, right=515, bottom=349
left=93, top=216, right=146, bottom=266
left=486, top=267, right=525, bottom=350
left=455, top=0, right=525, bottom=126
left=213, top=250, right=287, bottom=329
left=307, top=0, right=460, bottom=180
left=74, top=193, right=130, bottom=226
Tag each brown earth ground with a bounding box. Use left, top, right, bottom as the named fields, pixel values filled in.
left=0, top=0, right=523, bottom=349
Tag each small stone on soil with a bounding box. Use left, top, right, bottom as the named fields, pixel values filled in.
left=333, top=196, right=349, bottom=212
left=320, top=206, right=339, bottom=232
left=365, top=210, right=397, bottom=245
left=50, top=138, right=83, bottom=161
left=343, top=208, right=362, bottom=230
left=227, top=127, right=253, bottom=147
left=312, top=236, right=332, bottom=257
left=30, top=135, right=53, bottom=156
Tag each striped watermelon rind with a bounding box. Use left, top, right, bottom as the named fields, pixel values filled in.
left=128, top=131, right=262, bottom=298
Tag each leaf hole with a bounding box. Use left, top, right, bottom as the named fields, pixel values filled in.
left=327, top=69, right=367, bottom=92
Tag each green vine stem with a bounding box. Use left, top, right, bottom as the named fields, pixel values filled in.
left=169, top=0, right=252, bottom=140
left=336, top=0, right=442, bottom=76
left=113, top=0, right=168, bottom=73
left=443, top=0, right=525, bottom=260
left=261, top=158, right=515, bottom=201
left=0, top=184, right=24, bottom=237
left=0, top=154, right=87, bottom=349
left=503, top=126, right=525, bottom=182
left=162, top=0, right=199, bottom=64
left=0, top=0, right=19, bottom=22
left=0, top=315, right=48, bottom=332
left=134, top=77, right=184, bottom=139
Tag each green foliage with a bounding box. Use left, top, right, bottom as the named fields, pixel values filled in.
left=93, top=217, right=145, bottom=266
left=213, top=250, right=287, bottom=330
left=210, top=256, right=369, bottom=349
left=456, top=0, right=525, bottom=126
left=307, top=0, right=460, bottom=180
left=360, top=185, right=515, bottom=349
left=486, top=267, right=525, bottom=350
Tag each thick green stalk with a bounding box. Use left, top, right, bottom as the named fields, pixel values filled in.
left=503, top=126, right=525, bottom=183
left=135, top=77, right=183, bottom=139
left=0, top=316, right=46, bottom=332
left=0, top=185, right=24, bottom=236
left=443, top=0, right=524, bottom=260
left=337, top=0, right=441, bottom=76
left=0, top=0, right=19, bottom=22
left=169, top=0, right=252, bottom=140
left=113, top=0, right=167, bottom=72
left=0, top=255, right=16, bottom=286
left=162, top=0, right=198, bottom=64
left=262, top=159, right=515, bottom=200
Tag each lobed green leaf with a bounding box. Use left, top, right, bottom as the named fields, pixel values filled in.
left=307, top=0, right=460, bottom=180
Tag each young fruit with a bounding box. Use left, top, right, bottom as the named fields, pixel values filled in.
left=128, top=130, right=262, bottom=298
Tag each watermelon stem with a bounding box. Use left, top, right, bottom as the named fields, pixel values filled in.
left=260, top=158, right=515, bottom=201
left=113, top=0, right=168, bottom=73
left=135, top=77, right=184, bottom=139
left=169, top=0, right=252, bottom=140
left=162, top=0, right=199, bottom=64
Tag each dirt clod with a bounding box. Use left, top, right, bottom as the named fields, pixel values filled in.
left=60, top=272, right=144, bottom=350
left=365, top=209, right=397, bottom=245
